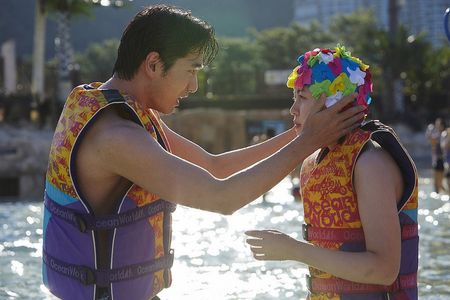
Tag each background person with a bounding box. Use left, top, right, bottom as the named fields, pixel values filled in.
left=426, top=118, right=446, bottom=193
left=441, top=125, right=450, bottom=194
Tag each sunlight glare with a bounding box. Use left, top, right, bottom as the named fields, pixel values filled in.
left=11, top=260, right=24, bottom=276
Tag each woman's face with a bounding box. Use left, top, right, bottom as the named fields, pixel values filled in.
left=289, top=86, right=316, bottom=134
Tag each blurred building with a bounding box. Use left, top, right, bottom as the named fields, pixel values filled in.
left=400, top=0, right=448, bottom=45
left=293, top=0, right=448, bottom=46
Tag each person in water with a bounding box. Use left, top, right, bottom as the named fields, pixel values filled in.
left=41, top=6, right=365, bottom=300
left=246, top=45, right=419, bottom=300
left=426, top=118, right=446, bottom=193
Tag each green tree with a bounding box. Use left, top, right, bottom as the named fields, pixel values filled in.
left=32, top=0, right=93, bottom=104
left=328, top=10, right=445, bottom=123
left=328, top=9, right=380, bottom=64
left=426, top=46, right=450, bottom=109
left=253, top=22, right=334, bottom=70
left=77, top=39, right=120, bottom=83
left=328, top=10, right=384, bottom=116
left=31, top=0, right=131, bottom=111
left=209, top=37, right=261, bottom=96
left=404, top=43, right=450, bottom=119
left=369, top=28, right=433, bottom=122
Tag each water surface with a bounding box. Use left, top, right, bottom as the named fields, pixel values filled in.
left=0, top=177, right=449, bottom=299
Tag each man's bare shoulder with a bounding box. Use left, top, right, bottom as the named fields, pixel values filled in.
left=87, top=106, right=147, bottom=147
left=78, top=105, right=159, bottom=171
left=75, top=105, right=158, bottom=210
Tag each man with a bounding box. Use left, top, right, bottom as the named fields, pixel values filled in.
left=42, top=6, right=364, bottom=300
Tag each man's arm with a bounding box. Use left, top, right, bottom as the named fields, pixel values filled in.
left=163, top=93, right=361, bottom=179
left=99, top=94, right=363, bottom=215
left=162, top=122, right=297, bottom=179
left=246, top=144, right=403, bottom=285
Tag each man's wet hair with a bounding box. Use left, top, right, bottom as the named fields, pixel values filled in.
left=113, top=5, right=218, bottom=80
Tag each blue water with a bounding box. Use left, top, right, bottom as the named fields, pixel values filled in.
left=0, top=176, right=449, bottom=299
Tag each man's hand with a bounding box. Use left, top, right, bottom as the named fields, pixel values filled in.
left=301, top=93, right=366, bottom=149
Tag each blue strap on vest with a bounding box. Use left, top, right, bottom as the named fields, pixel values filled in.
left=43, top=249, right=175, bottom=287
left=44, top=194, right=176, bottom=233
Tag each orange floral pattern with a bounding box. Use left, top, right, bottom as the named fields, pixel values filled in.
left=300, top=128, right=418, bottom=299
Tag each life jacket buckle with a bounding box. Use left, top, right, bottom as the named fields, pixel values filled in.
left=168, top=249, right=175, bottom=266
left=302, top=223, right=310, bottom=241
left=165, top=201, right=177, bottom=213
left=305, top=275, right=312, bottom=292
left=163, top=249, right=175, bottom=288
left=74, top=214, right=87, bottom=233
left=80, top=266, right=96, bottom=285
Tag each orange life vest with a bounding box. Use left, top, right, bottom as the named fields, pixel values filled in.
left=300, top=121, right=418, bottom=300
left=43, top=83, right=175, bottom=300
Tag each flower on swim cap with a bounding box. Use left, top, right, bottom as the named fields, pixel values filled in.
left=287, top=44, right=372, bottom=110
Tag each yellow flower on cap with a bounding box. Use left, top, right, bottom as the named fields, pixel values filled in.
left=329, top=73, right=356, bottom=96
left=286, top=66, right=300, bottom=89
left=351, top=56, right=369, bottom=71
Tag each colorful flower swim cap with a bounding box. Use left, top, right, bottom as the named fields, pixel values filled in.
left=287, top=45, right=372, bottom=109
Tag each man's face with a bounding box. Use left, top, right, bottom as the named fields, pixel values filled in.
left=289, top=87, right=316, bottom=135
left=151, top=52, right=204, bottom=114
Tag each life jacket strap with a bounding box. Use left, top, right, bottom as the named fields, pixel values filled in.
left=43, top=249, right=175, bottom=287
left=306, top=272, right=417, bottom=294
left=44, top=194, right=176, bottom=233
left=302, top=223, right=418, bottom=243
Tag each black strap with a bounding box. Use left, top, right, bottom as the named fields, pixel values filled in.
left=44, top=195, right=176, bottom=233
left=361, top=120, right=417, bottom=210
left=100, top=89, right=168, bottom=151
left=43, top=249, right=174, bottom=287
left=149, top=117, right=167, bottom=151
left=43, top=250, right=95, bottom=285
